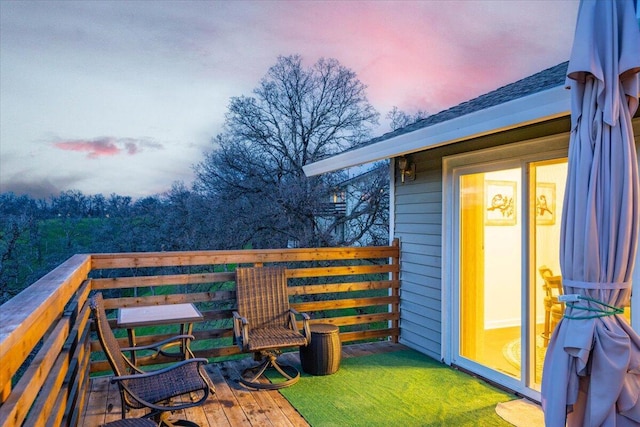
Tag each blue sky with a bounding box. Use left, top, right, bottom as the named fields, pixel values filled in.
left=0, top=0, right=579, bottom=199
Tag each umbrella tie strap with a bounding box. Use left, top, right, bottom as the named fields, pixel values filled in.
left=561, top=295, right=624, bottom=319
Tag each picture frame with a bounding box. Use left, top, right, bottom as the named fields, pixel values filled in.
left=536, top=182, right=556, bottom=225
left=485, top=180, right=517, bottom=226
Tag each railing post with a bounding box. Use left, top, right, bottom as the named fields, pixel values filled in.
left=391, top=238, right=400, bottom=343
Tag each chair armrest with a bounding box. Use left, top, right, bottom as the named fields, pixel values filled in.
left=290, top=307, right=310, bottom=320
left=232, top=311, right=249, bottom=351
left=289, top=308, right=311, bottom=345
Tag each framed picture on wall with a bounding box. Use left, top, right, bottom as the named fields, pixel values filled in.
left=536, top=182, right=556, bottom=225
left=485, top=180, right=517, bottom=226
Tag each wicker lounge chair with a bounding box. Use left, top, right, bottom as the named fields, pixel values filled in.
left=90, top=293, right=213, bottom=427
left=233, top=266, right=311, bottom=389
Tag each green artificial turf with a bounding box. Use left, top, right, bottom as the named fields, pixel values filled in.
left=272, top=349, right=516, bottom=427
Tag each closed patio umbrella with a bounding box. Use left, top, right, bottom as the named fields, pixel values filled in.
left=540, top=0, right=640, bottom=426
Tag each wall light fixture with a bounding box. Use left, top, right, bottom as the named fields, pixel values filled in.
left=397, top=156, right=415, bottom=183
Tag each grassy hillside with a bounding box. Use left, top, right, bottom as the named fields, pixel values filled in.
left=2, top=217, right=109, bottom=304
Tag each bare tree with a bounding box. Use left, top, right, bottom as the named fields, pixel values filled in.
left=386, top=106, right=429, bottom=131
left=0, top=193, right=40, bottom=303
left=314, top=162, right=390, bottom=247
left=194, top=55, right=382, bottom=248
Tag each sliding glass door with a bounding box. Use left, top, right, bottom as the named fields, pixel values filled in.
left=455, top=155, right=568, bottom=393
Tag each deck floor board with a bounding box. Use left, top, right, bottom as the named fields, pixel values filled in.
left=81, top=341, right=406, bottom=426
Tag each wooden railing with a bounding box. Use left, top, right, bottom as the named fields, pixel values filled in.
left=0, top=254, right=93, bottom=427
left=0, top=240, right=399, bottom=426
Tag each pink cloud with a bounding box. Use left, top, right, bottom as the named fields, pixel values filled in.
left=258, top=1, right=576, bottom=116
left=55, top=137, right=119, bottom=158
left=53, top=137, right=162, bottom=159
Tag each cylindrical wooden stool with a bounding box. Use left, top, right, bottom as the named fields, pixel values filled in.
left=300, top=323, right=341, bottom=375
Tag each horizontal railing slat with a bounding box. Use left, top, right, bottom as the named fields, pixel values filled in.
left=291, top=295, right=398, bottom=312
left=305, top=312, right=399, bottom=327
left=101, top=290, right=235, bottom=310
left=287, top=264, right=398, bottom=278
left=340, top=328, right=399, bottom=342
left=91, top=271, right=236, bottom=290
left=90, top=246, right=398, bottom=269
left=288, top=280, right=399, bottom=295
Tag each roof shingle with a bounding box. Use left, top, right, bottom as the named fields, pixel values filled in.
left=360, top=61, right=569, bottom=147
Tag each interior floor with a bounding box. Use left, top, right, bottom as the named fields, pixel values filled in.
left=474, top=324, right=550, bottom=387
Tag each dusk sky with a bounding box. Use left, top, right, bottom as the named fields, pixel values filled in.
left=0, top=0, right=580, bottom=199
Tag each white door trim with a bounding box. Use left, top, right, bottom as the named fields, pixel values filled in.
left=442, top=133, right=570, bottom=400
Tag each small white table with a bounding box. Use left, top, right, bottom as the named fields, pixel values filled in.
left=117, top=303, right=203, bottom=365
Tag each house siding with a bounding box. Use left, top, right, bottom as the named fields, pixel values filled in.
left=395, top=149, right=444, bottom=360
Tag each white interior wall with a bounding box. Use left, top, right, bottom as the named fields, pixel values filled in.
left=484, top=163, right=567, bottom=329
left=484, top=169, right=522, bottom=328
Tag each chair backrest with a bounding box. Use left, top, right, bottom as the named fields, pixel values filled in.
left=236, top=266, right=290, bottom=329
left=538, top=265, right=563, bottom=300
left=89, top=292, right=129, bottom=376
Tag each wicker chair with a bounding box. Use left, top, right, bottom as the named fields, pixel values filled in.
left=538, top=266, right=565, bottom=346
left=90, top=293, right=213, bottom=427
left=232, top=266, right=311, bottom=390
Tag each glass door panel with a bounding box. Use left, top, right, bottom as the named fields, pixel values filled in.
left=530, top=159, right=567, bottom=389
left=459, top=168, right=522, bottom=379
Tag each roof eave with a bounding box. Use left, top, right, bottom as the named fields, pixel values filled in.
left=303, top=84, right=570, bottom=177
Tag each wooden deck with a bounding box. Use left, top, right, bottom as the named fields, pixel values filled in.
left=81, top=341, right=406, bottom=427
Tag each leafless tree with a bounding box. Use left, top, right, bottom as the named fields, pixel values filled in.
left=314, top=162, right=390, bottom=247
left=194, top=55, right=384, bottom=249
left=386, top=106, right=429, bottom=131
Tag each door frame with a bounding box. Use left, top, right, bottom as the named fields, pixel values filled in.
left=442, top=133, right=569, bottom=400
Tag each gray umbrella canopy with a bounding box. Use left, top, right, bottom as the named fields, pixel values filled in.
left=540, top=0, right=640, bottom=426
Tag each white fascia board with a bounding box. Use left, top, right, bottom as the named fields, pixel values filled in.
left=303, top=85, right=570, bottom=176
